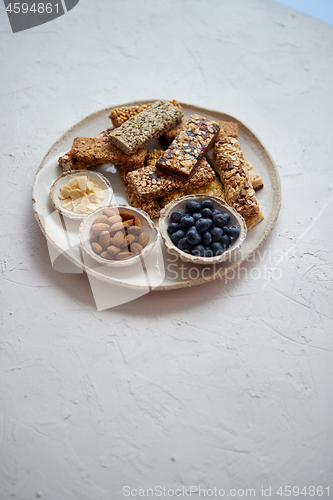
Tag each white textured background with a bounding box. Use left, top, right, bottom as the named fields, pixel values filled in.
left=1, top=0, right=332, bottom=499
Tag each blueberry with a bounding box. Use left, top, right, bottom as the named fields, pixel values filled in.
left=211, top=227, right=224, bottom=242
left=186, top=228, right=202, bottom=246
left=195, top=218, right=211, bottom=233
left=211, top=242, right=224, bottom=256
left=167, top=222, right=181, bottom=235
left=220, top=234, right=231, bottom=249
left=177, top=237, right=192, bottom=253
left=213, top=213, right=230, bottom=228
left=219, top=212, right=231, bottom=226
left=191, top=244, right=205, bottom=256
left=201, top=207, right=214, bottom=219
left=170, top=229, right=186, bottom=245
left=203, top=247, right=214, bottom=257
left=192, top=212, right=203, bottom=222
left=201, top=199, right=214, bottom=210
left=211, top=208, right=222, bottom=217
left=202, top=231, right=212, bottom=246
left=186, top=200, right=202, bottom=214
left=224, top=225, right=240, bottom=239
left=180, top=215, right=195, bottom=229
left=170, top=210, right=183, bottom=223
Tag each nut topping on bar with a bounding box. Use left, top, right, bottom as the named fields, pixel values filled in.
left=155, top=114, right=220, bottom=180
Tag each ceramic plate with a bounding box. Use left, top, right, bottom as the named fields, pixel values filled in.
left=32, top=100, right=281, bottom=291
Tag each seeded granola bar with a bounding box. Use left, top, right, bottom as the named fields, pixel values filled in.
left=127, top=157, right=215, bottom=201
left=155, top=115, right=220, bottom=180
left=109, top=100, right=183, bottom=154
left=109, top=103, right=153, bottom=128
left=213, top=137, right=264, bottom=228
left=109, top=100, right=181, bottom=128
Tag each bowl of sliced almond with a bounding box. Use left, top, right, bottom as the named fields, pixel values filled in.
left=49, top=170, right=113, bottom=220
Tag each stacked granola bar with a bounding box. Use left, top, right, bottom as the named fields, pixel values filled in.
left=58, top=100, right=264, bottom=229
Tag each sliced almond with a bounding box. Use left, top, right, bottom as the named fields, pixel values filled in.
left=60, top=186, right=71, bottom=198
left=69, top=189, right=83, bottom=200
left=68, top=177, right=79, bottom=188
left=78, top=178, right=87, bottom=192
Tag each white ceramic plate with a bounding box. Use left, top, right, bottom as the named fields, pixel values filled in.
left=32, top=100, right=281, bottom=291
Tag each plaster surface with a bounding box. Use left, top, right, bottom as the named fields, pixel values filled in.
left=0, top=0, right=332, bottom=499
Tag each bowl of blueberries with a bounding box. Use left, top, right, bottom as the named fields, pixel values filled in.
left=159, top=195, right=247, bottom=265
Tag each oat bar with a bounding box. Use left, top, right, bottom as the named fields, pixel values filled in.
left=155, top=114, right=220, bottom=180
left=58, top=153, right=95, bottom=173
left=215, top=122, right=263, bottom=190
left=127, top=157, right=215, bottom=201
left=59, top=129, right=147, bottom=173
left=214, top=137, right=263, bottom=227
left=127, top=189, right=162, bottom=219
left=163, top=118, right=187, bottom=142
left=71, top=129, right=147, bottom=168
left=206, top=123, right=263, bottom=191
left=160, top=178, right=225, bottom=208
left=145, top=149, right=164, bottom=166
left=109, top=100, right=183, bottom=154
left=116, top=165, right=161, bottom=218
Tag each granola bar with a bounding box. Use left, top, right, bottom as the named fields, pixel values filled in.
left=71, top=129, right=147, bottom=168
left=127, top=189, right=162, bottom=219
left=109, top=100, right=181, bottom=128
left=214, top=137, right=263, bottom=227
left=58, top=153, right=95, bottom=173
left=216, top=122, right=263, bottom=189
left=116, top=164, right=161, bottom=218
left=206, top=122, right=263, bottom=191
left=145, top=149, right=164, bottom=166
left=163, top=118, right=187, bottom=142
left=127, top=157, right=215, bottom=201
left=159, top=178, right=225, bottom=208
left=216, top=121, right=238, bottom=141
left=155, top=115, right=220, bottom=180
left=109, top=100, right=183, bottom=154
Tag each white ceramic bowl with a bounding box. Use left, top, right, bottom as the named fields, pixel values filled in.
left=159, top=194, right=247, bottom=265
left=79, top=205, right=158, bottom=267
left=49, top=170, right=113, bottom=220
